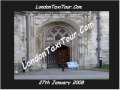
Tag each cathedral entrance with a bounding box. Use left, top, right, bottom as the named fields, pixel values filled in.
left=42, top=22, right=75, bottom=69
left=47, top=45, right=70, bottom=68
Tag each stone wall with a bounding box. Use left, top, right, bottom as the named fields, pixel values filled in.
left=14, top=11, right=109, bottom=73
left=14, top=14, right=27, bottom=73
left=100, top=11, right=109, bottom=64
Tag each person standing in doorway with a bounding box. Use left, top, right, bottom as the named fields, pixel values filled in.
left=61, top=64, right=65, bottom=71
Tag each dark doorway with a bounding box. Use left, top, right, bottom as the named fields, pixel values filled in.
left=47, top=45, right=70, bottom=68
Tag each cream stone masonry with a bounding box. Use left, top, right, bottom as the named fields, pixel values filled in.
left=14, top=11, right=109, bottom=73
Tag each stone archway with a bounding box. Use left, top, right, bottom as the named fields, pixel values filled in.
left=44, top=24, right=72, bottom=68
left=36, top=21, right=79, bottom=69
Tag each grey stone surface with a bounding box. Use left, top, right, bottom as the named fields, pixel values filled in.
left=14, top=69, right=109, bottom=79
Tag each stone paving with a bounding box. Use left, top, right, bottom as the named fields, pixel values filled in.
left=14, top=68, right=109, bottom=80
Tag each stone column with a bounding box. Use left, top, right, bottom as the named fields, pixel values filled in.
left=96, top=12, right=101, bottom=67
left=25, top=13, right=30, bottom=62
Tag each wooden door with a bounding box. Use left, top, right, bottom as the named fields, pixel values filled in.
left=47, top=45, right=70, bottom=68
left=56, top=45, right=70, bottom=67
